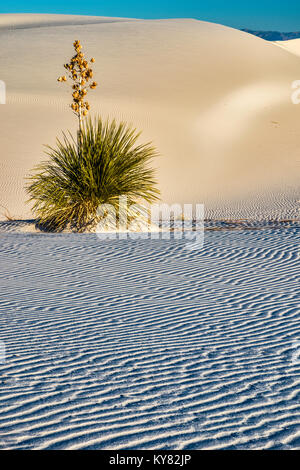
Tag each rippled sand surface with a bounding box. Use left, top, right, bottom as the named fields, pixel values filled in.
left=0, top=226, right=299, bottom=449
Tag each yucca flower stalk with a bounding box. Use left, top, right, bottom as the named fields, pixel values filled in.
left=57, top=40, right=97, bottom=155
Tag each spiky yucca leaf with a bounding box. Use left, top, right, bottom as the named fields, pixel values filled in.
left=27, top=117, right=160, bottom=231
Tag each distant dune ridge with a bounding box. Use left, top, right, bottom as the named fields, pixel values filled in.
left=0, top=14, right=299, bottom=222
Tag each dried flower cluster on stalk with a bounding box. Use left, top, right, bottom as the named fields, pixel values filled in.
left=57, top=40, right=97, bottom=123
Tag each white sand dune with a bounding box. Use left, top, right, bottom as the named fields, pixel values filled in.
left=0, top=226, right=299, bottom=449
left=275, top=38, right=300, bottom=58
left=0, top=14, right=299, bottom=221
left=1, top=16, right=299, bottom=451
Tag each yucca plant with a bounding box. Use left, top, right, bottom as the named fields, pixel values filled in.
left=27, top=117, right=160, bottom=232
left=27, top=40, right=160, bottom=232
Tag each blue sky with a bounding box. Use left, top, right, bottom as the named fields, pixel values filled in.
left=1, top=1, right=300, bottom=31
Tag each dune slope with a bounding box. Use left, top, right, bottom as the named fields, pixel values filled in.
left=0, top=14, right=299, bottom=220
left=275, top=38, right=300, bottom=58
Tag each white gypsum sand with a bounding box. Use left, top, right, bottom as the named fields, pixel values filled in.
left=0, top=14, right=299, bottom=451
left=0, top=227, right=299, bottom=449
left=0, top=14, right=299, bottom=222
left=275, top=38, right=300, bottom=58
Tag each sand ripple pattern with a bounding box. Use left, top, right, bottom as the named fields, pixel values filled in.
left=0, top=227, right=300, bottom=449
